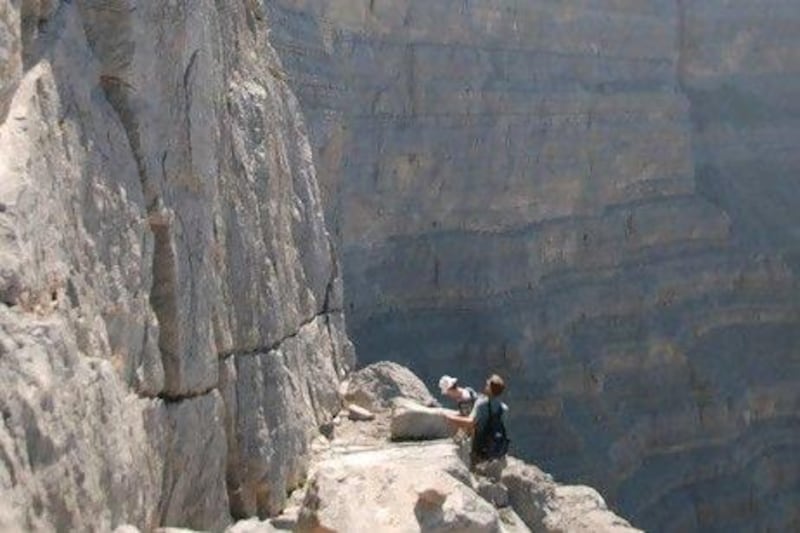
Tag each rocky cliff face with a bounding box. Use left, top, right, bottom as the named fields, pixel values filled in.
left=0, top=1, right=353, bottom=530
left=266, top=1, right=800, bottom=531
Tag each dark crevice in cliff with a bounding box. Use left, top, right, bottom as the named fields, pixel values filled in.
left=84, top=0, right=180, bottom=397
left=0, top=410, right=17, bottom=486
left=219, top=307, right=341, bottom=362
left=183, top=49, right=200, bottom=161
left=321, top=242, right=351, bottom=376
left=174, top=210, right=199, bottom=353
left=92, top=27, right=191, bottom=399
left=321, top=236, right=340, bottom=316
left=156, top=384, right=218, bottom=405
left=100, top=78, right=184, bottom=398
left=218, top=239, right=344, bottom=362
left=100, top=84, right=185, bottom=394
left=149, top=218, right=183, bottom=395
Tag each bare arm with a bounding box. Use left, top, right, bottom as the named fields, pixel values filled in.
left=443, top=411, right=475, bottom=432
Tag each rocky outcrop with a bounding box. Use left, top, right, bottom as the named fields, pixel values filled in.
left=225, top=518, right=281, bottom=533
left=0, top=1, right=352, bottom=530
left=343, top=360, right=438, bottom=411
left=293, top=364, right=637, bottom=533
left=500, top=458, right=641, bottom=533
left=390, top=398, right=453, bottom=441
left=296, top=442, right=502, bottom=533
left=294, top=440, right=638, bottom=533
left=94, top=363, right=639, bottom=533
left=267, top=1, right=800, bottom=531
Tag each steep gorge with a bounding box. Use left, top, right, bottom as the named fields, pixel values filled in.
left=266, top=1, right=800, bottom=531
left=1, top=1, right=798, bottom=531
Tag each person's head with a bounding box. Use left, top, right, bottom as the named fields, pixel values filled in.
left=444, top=386, right=462, bottom=401
left=439, top=375, right=462, bottom=400
left=483, top=374, right=505, bottom=397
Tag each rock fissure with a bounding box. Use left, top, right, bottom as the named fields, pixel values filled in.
left=219, top=308, right=341, bottom=361
left=182, top=48, right=199, bottom=161
left=155, top=384, right=218, bottom=405
left=148, top=213, right=181, bottom=393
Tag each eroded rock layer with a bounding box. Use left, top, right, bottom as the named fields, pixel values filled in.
left=0, top=1, right=353, bottom=530
left=267, top=1, right=800, bottom=531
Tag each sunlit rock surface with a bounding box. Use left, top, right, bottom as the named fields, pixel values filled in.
left=0, top=1, right=352, bottom=529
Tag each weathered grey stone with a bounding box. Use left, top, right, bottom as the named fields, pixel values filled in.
left=346, top=403, right=375, bottom=421
left=0, top=6, right=163, bottom=396
left=390, top=398, right=453, bottom=441
left=326, top=311, right=356, bottom=379
left=0, top=0, right=351, bottom=530
left=344, top=360, right=438, bottom=412
left=0, top=1, right=21, bottom=123
left=159, top=392, right=230, bottom=530
left=296, top=442, right=501, bottom=533
left=497, top=507, right=533, bottom=533
left=268, top=2, right=800, bottom=530
left=220, top=316, right=343, bottom=519
left=501, top=458, right=641, bottom=533
left=225, top=518, right=280, bottom=533
left=477, top=479, right=509, bottom=509
left=475, top=459, right=508, bottom=484
left=0, top=307, right=164, bottom=532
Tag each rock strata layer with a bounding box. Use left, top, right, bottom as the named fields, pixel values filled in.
left=266, top=1, right=800, bottom=530
left=0, top=1, right=352, bottom=530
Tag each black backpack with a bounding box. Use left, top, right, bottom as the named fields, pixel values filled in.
left=475, top=400, right=510, bottom=461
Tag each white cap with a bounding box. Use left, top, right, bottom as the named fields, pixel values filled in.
left=438, top=375, right=458, bottom=395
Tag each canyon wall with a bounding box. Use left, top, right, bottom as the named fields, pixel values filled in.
left=0, top=1, right=353, bottom=530
left=267, top=1, right=800, bottom=531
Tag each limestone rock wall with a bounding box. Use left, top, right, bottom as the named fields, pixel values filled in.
left=267, top=1, right=800, bottom=531
left=0, top=1, right=353, bottom=530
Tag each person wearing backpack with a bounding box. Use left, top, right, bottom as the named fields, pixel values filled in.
left=444, top=374, right=510, bottom=468
left=438, top=374, right=478, bottom=416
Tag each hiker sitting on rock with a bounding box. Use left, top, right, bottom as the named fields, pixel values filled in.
left=438, top=375, right=477, bottom=416
left=443, top=374, right=510, bottom=467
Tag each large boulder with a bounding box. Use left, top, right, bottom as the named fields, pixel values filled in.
left=346, top=403, right=376, bottom=421
left=296, top=442, right=501, bottom=533
left=501, top=458, right=642, bottom=533
left=224, top=518, right=280, bottom=533
left=344, top=361, right=438, bottom=412
left=390, top=398, right=453, bottom=441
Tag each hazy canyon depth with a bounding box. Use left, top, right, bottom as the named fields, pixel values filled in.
left=266, top=1, right=800, bottom=531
